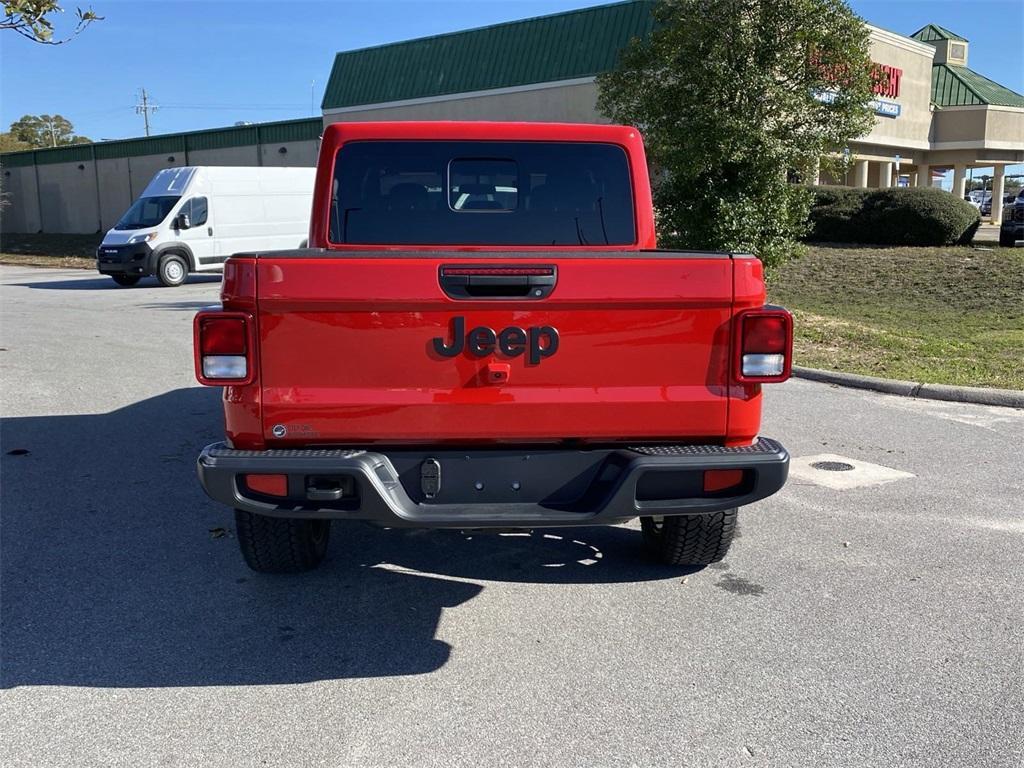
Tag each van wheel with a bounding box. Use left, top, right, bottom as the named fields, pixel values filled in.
left=999, top=230, right=1016, bottom=247
left=111, top=274, right=141, bottom=287
left=640, top=509, right=737, bottom=566
left=157, top=254, right=188, bottom=287
left=234, top=509, right=331, bottom=573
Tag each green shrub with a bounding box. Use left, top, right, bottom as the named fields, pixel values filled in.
left=807, top=186, right=980, bottom=246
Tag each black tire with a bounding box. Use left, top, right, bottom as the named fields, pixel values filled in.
left=234, top=509, right=331, bottom=573
left=111, top=274, right=141, bottom=287
left=999, top=230, right=1016, bottom=248
left=640, top=509, right=737, bottom=566
left=157, top=254, right=188, bottom=287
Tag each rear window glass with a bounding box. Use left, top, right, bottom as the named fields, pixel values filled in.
left=330, top=141, right=635, bottom=246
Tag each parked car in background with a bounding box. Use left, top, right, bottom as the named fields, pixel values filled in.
left=97, top=166, right=315, bottom=287
left=1000, top=195, right=1023, bottom=247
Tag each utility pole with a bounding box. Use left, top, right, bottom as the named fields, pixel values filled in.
left=135, top=88, right=158, bottom=136
left=310, top=80, right=315, bottom=117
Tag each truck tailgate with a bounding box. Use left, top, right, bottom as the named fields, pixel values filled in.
left=255, top=252, right=737, bottom=444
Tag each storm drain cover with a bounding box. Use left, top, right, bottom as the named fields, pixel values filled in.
left=790, top=454, right=914, bottom=490
left=811, top=461, right=855, bottom=472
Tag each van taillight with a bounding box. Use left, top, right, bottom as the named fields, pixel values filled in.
left=194, top=312, right=254, bottom=385
left=734, top=307, right=792, bottom=383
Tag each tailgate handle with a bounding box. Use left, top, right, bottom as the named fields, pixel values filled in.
left=440, top=265, right=556, bottom=300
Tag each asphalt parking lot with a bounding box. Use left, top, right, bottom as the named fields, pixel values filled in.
left=1, top=265, right=1022, bottom=768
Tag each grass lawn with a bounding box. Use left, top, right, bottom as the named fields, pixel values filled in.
left=769, top=245, right=1024, bottom=390
left=0, top=232, right=99, bottom=269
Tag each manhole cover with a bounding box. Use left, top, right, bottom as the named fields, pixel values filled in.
left=811, top=461, right=855, bottom=472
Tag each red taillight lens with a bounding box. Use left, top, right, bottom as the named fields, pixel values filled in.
left=200, top=317, right=246, bottom=355
left=743, top=316, right=787, bottom=354
left=734, top=307, right=792, bottom=383
left=194, top=311, right=253, bottom=385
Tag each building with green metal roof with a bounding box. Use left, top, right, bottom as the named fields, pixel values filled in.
left=2, top=1, right=1022, bottom=233
left=316, top=5, right=1022, bottom=220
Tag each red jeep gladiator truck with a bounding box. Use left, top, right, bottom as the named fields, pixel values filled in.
left=194, top=122, right=792, bottom=573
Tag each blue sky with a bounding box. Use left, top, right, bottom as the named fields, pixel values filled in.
left=2, top=0, right=1021, bottom=179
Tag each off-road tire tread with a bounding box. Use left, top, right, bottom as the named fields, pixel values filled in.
left=641, top=509, right=737, bottom=565
left=234, top=509, right=330, bottom=573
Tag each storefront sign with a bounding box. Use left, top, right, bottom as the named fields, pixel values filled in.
left=812, top=60, right=903, bottom=118
left=871, top=64, right=903, bottom=99
left=813, top=90, right=902, bottom=118
left=869, top=98, right=901, bottom=118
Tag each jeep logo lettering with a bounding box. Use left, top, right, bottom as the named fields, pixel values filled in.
left=433, top=316, right=559, bottom=365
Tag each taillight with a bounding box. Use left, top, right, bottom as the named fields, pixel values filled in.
left=734, top=307, right=792, bottom=383
left=194, top=311, right=254, bottom=385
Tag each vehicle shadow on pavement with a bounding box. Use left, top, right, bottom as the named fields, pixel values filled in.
left=13, top=275, right=222, bottom=291
left=1, top=387, right=687, bottom=689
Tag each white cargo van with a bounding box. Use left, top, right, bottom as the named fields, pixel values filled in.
left=96, top=166, right=315, bottom=287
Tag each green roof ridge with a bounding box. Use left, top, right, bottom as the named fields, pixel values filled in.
left=911, top=23, right=968, bottom=44
left=326, top=0, right=644, bottom=60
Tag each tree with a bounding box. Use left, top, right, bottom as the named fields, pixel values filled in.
left=598, top=0, right=876, bottom=266
left=9, top=114, right=90, bottom=148
left=0, top=132, right=32, bottom=152
left=2, top=1, right=101, bottom=44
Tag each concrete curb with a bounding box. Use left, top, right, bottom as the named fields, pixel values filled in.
left=792, top=366, right=1024, bottom=409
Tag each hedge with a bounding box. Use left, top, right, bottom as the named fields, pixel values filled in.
left=806, top=186, right=981, bottom=246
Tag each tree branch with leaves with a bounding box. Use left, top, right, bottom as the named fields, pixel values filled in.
left=598, top=0, right=875, bottom=266
left=2, top=1, right=101, bottom=45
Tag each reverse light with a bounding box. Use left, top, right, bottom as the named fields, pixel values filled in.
left=194, top=312, right=254, bottom=385
left=734, top=307, right=793, bottom=383
left=203, top=355, right=247, bottom=379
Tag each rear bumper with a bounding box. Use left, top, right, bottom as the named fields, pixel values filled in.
left=197, top=438, right=789, bottom=528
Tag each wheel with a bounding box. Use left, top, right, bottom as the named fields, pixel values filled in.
left=999, top=230, right=1016, bottom=247
left=157, top=254, right=188, bottom=287
left=640, top=509, right=737, bottom=566
left=234, top=509, right=331, bottom=573
left=111, top=274, right=141, bottom=287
